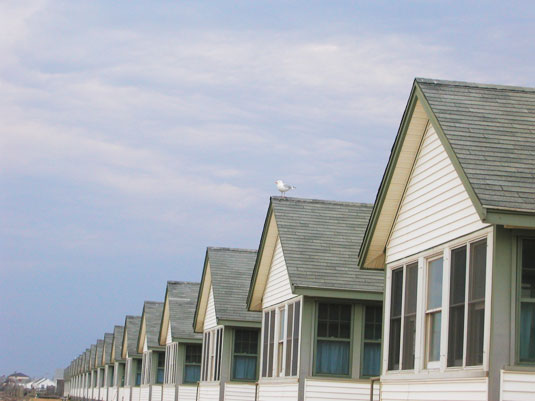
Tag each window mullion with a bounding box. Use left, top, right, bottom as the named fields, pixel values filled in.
left=399, top=265, right=407, bottom=369
left=462, top=242, right=471, bottom=367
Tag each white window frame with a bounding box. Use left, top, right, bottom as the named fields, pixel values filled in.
left=423, top=254, right=444, bottom=370
left=260, top=296, right=302, bottom=380
left=382, top=228, right=493, bottom=376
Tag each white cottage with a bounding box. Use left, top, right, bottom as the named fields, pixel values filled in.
left=247, top=197, right=384, bottom=401
left=137, top=301, right=165, bottom=401
left=193, top=247, right=262, bottom=401
left=158, top=281, right=203, bottom=401
left=121, top=315, right=143, bottom=401
left=359, top=78, right=535, bottom=400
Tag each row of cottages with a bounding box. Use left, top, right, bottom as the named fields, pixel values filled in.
left=63, top=78, right=535, bottom=401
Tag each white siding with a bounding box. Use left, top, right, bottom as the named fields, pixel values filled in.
left=381, top=377, right=487, bottom=401
left=109, top=388, right=117, bottom=401
left=501, top=370, right=535, bottom=401
left=304, top=378, right=377, bottom=401
left=224, top=382, right=256, bottom=401
left=198, top=382, right=219, bottom=401
left=151, top=385, right=162, bottom=401
left=387, top=125, right=488, bottom=264
left=119, top=387, right=130, bottom=401
left=166, top=321, right=172, bottom=345
left=257, top=381, right=298, bottom=401
left=162, top=385, right=175, bottom=401
left=140, top=386, right=150, bottom=401
left=131, top=387, right=140, bottom=401
left=204, top=287, right=217, bottom=330
left=100, top=387, right=107, bottom=401
left=262, top=237, right=294, bottom=308
left=177, top=385, right=197, bottom=401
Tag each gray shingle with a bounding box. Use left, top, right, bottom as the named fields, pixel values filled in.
left=271, top=197, right=384, bottom=293
left=124, top=315, right=142, bottom=357
left=167, top=281, right=202, bottom=341
left=208, top=248, right=261, bottom=323
left=103, top=333, right=114, bottom=364
left=112, top=325, right=125, bottom=362
left=417, top=78, right=535, bottom=212
left=90, top=344, right=97, bottom=369
left=142, top=301, right=164, bottom=349
left=96, top=339, right=104, bottom=367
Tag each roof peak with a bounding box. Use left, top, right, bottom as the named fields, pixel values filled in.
left=271, top=195, right=373, bottom=207
left=416, top=77, right=535, bottom=92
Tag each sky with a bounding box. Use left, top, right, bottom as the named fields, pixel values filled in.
left=1, top=0, right=535, bottom=378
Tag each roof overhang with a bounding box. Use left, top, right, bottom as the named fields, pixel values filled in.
left=121, top=325, right=128, bottom=359
left=217, top=319, right=262, bottom=328
left=293, top=286, right=383, bottom=301
left=359, top=79, right=486, bottom=269
left=247, top=202, right=282, bottom=311
left=193, top=252, right=212, bottom=333
left=137, top=310, right=147, bottom=354
left=159, top=289, right=171, bottom=346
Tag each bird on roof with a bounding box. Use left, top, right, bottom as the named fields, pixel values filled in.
left=275, top=180, right=296, bottom=196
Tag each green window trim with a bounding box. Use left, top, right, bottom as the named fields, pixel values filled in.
left=231, top=328, right=260, bottom=381
left=517, top=237, right=535, bottom=364
left=313, top=302, right=353, bottom=378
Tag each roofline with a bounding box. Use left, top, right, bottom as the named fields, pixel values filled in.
left=247, top=198, right=275, bottom=310
left=270, top=195, right=373, bottom=207
left=415, top=77, right=535, bottom=93
left=358, top=78, right=486, bottom=268
left=207, top=246, right=257, bottom=253
left=293, top=286, right=383, bottom=301
left=193, top=248, right=210, bottom=333
left=158, top=284, right=171, bottom=346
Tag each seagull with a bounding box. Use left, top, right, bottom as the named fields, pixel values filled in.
left=275, top=180, right=296, bottom=197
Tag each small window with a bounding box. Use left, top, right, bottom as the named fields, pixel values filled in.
left=362, top=305, right=382, bottom=377
left=109, top=366, right=115, bottom=387
left=200, top=327, right=223, bottom=381
left=156, top=352, right=165, bottom=384
left=448, top=246, right=466, bottom=367
left=388, top=268, right=403, bottom=370
left=315, top=303, right=351, bottom=376
left=466, top=240, right=486, bottom=366
left=232, top=329, right=259, bottom=380
left=519, top=239, right=535, bottom=363
left=135, top=359, right=142, bottom=386
left=425, top=257, right=443, bottom=367
left=184, top=344, right=202, bottom=383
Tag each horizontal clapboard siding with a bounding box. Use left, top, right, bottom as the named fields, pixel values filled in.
left=151, top=385, right=162, bottom=401
left=381, top=377, right=487, bottom=401
left=131, top=387, right=140, bottom=401
left=258, top=381, right=298, bottom=401
left=501, top=370, right=535, bottom=401
left=109, top=388, right=117, bottom=401
left=262, top=238, right=294, bottom=308
left=162, top=385, right=175, bottom=401
left=100, top=387, right=107, bottom=401
left=119, top=387, right=129, bottom=401
left=204, top=287, right=217, bottom=330
left=304, top=378, right=377, bottom=401
left=224, top=383, right=256, bottom=401
left=387, top=125, right=488, bottom=264
left=198, top=382, right=219, bottom=401
left=177, top=385, right=197, bottom=401
left=140, top=386, right=150, bottom=401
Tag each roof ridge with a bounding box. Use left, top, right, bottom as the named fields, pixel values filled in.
left=144, top=300, right=163, bottom=305
left=167, top=280, right=200, bottom=285
left=271, top=196, right=373, bottom=207
left=207, top=246, right=257, bottom=252
left=416, top=77, right=535, bottom=92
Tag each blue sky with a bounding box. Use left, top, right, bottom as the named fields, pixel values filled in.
left=1, top=0, right=534, bottom=377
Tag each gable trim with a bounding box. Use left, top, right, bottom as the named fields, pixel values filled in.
left=159, top=291, right=170, bottom=346
left=193, top=252, right=213, bottom=333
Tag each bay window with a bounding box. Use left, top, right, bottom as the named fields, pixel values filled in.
left=232, top=329, right=259, bottom=380
left=315, top=303, right=351, bottom=376
left=261, top=298, right=301, bottom=378
left=519, top=238, right=535, bottom=363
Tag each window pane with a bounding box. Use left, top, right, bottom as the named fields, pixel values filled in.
left=365, top=306, right=382, bottom=341
left=184, top=365, right=201, bottom=383
left=262, top=312, right=269, bottom=377
left=391, top=269, right=403, bottom=318
left=388, top=267, right=403, bottom=370
left=362, top=343, right=381, bottom=377
left=428, top=258, right=443, bottom=310
left=467, top=240, right=486, bottom=366
left=427, top=311, right=441, bottom=362
left=519, top=302, right=535, bottom=362
left=285, top=303, right=294, bottom=376
left=268, top=310, right=275, bottom=377
left=447, top=305, right=464, bottom=367
left=233, top=356, right=257, bottom=380
left=316, top=340, right=349, bottom=375
left=186, top=344, right=202, bottom=364
left=402, top=263, right=418, bottom=370
left=405, top=263, right=418, bottom=315
left=450, top=246, right=467, bottom=305
left=292, top=301, right=301, bottom=376
left=522, top=239, right=535, bottom=298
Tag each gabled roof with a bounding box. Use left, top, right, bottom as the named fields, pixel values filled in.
left=194, top=248, right=261, bottom=332
left=84, top=349, right=91, bottom=371
left=103, top=333, right=114, bottom=365
left=137, top=301, right=164, bottom=353
left=359, top=78, right=535, bottom=269
left=89, top=344, right=97, bottom=369
left=247, top=197, right=384, bottom=310
left=122, top=315, right=142, bottom=359
left=95, top=339, right=104, bottom=367
left=112, top=325, right=124, bottom=362
left=159, top=281, right=202, bottom=345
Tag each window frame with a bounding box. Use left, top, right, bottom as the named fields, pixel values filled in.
left=313, top=302, right=353, bottom=378
left=200, top=326, right=224, bottom=382
left=231, top=328, right=260, bottom=382
left=383, top=228, right=492, bottom=376
left=183, top=343, right=202, bottom=384
left=424, top=255, right=444, bottom=370
left=516, top=236, right=535, bottom=365
left=260, top=296, right=302, bottom=379
left=361, top=304, right=382, bottom=378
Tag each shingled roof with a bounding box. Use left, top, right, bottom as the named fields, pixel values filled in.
left=90, top=344, right=97, bottom=369
left=124, top=315, right=142, bottom=357
left=141, top=301, right=164, bottom=350
left=112, top=325, right=124, bottom=362
left=167, top=281, right=202, bottom=341
left=103, top=333, right=114, bottom=364
left=417, top=78, right=535, bottom=213
left=275, top=197, right=383, bottom=291
left=96, top=339, right=104, bottom=367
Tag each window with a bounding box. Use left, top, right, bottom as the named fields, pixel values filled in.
left=261, top=298, right=301, bottom=378
left=232, top=329, right=259, bottom=380
left=388, top=262, right=418, bottom=371
left=164, top=343, right=178, bottom=384
left=141, top=351, right=152, bottom=384
left=315, top=303, right=351, bottom=376
left=519, top=239, right=535, bottom=363
left=109, top=366, right=115, bottom=387
left=156, top=352, right=165, bottom=384
left=118, top=363, right=125, bottom=387
left=100, top=368, right=105, bottom=387
left=184, top=344, right=202, bottom=383
left=135, top=359, right=142, bottom=386
left=448, top=246, right=466, bottom=367
left=362, top=305, right=382, bottom=377
left=426, top=257, right=443, bottom=367
left=201, top=327, right=223, bottom=381
left=466, top=240, right=486, bottom=366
